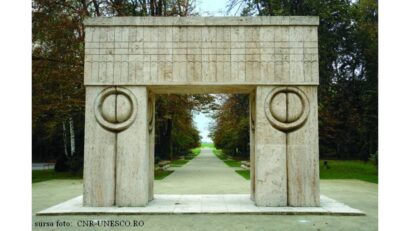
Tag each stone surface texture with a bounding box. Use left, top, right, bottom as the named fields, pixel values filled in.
left=83, top=16, right=320, bottom=208
left=84, top=16, right=319, bottom=89
left=38, top=194, right=364, bottom=215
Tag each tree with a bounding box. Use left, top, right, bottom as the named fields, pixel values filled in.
left=222, top=0, right=378, bottom=160
left=210, top=94, right=250, bottom=158
left=32, top=0, right=203, bottom=171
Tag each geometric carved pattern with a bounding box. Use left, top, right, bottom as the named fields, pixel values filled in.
left=84, top=24, right=319, bottom=85
left=94, top=87, right=138, bottom=132
left=264, top=86, right=309, bottom=132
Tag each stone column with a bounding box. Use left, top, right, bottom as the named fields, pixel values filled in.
left=254, top=86, right=287, bottom=206
left=83, top=86, right=116, bottom=207
left=254, top=85, right=320, bottom=207
left=286, top=86, right=320, bottom=206
left=83, top=86, right=150, bottom=207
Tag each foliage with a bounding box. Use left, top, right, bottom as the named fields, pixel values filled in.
left=368, top=151, right=378, bottom=167
left=223, top=0, right=378, bottom=160
left=210, top=95, right=250, bottom=158
left=155, top=94, right=215, bottom=160
left=32, top=0, right=205, bottom=172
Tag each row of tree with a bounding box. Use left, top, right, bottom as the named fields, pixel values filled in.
left=212, top=0, right=378, bottom=160
left=32, top=0, right=203, bottom=172
left=210, top=95, right=249, bottom=158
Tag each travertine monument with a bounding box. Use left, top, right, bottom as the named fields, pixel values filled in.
left=83, top=16, right=320, bottom=207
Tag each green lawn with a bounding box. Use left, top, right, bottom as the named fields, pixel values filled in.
left=235, top=170, right=250, bottom=180
left=191, top=147, right=201, bottom=155
left=32, top=146, right=201, bottom=183
left=201, top=143, right=215, bottom=149
left=213, top=149, right=243, bottom=168
left=231, top=160, right=378, bottom=183
left=170, top=159, right=189, bottom=167
left=32, top=169, right=176, bottom=183
left=32, top=169, right=82, bottom=183
left=320, top=160, right=378, bottom=183
left=154, top=169, right=174, bottom=180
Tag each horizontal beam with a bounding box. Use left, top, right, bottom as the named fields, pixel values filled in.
left=84, top=16, right=319, bottom=27
left=83, top=84, right=319, bottom=94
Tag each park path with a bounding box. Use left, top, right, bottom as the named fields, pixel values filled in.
left=155, top=148, right=249, bottom=194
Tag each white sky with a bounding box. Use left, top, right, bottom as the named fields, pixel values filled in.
left=193, top=112, right=213, bottom=143
left=195, top=0, right=242, bottom=16
left=196, top=0, right=228, bottom=16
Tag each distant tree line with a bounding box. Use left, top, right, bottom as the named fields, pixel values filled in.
left=32, top=0, right=204, bottom=172
left=212, top=0, right=378, bottom=160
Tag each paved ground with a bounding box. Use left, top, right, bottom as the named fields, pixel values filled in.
left=32, top=148, right=378, bottom=230
left=155, top=148, right=249, bottom=194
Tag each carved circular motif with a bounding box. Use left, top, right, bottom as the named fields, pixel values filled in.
left=265, top=87, right=309, bottom=132
left=94, top=87, right=138, bottom=132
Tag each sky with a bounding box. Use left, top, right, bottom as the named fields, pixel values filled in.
left=193, top=112, right=213, bottom=143
left=195, top=0, right=243, bottom=16
left=196, top=0, right=228, bottom=16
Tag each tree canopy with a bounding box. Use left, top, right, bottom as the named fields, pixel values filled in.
left=212, top=0, right=378, bottom=160
left=32, top=0, right=204, bottom=171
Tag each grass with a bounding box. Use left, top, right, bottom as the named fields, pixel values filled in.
left=320, top=160, right=378, bottom=183
left=33, top=168, right=176, bottom=182
left=201, top=143, right=215, bottom=149
left=32, top=169, right=82, bottom=183
left=235, top=170, right=250, bottom=180
left=227, top=160, right=379, bottom=183
left=213, top=149, right=243, bottom=168
left=191, top=147, right=201, bottom=155
left=170, top=159, right=190, bottom=167
left=154, top=169, right=174, bottom=180
left=213, top=148, right=378, bottom=184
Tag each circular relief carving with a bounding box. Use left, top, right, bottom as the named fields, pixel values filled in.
left=265, top=87, right=309, bottom=132
left=94, top=87, right=138, bottom=132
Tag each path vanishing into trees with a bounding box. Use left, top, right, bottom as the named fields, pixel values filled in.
left=155, top=148, right=249, bottom=194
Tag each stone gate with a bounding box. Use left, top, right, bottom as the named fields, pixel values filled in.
left=83, top=16, right=320, bottom=207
